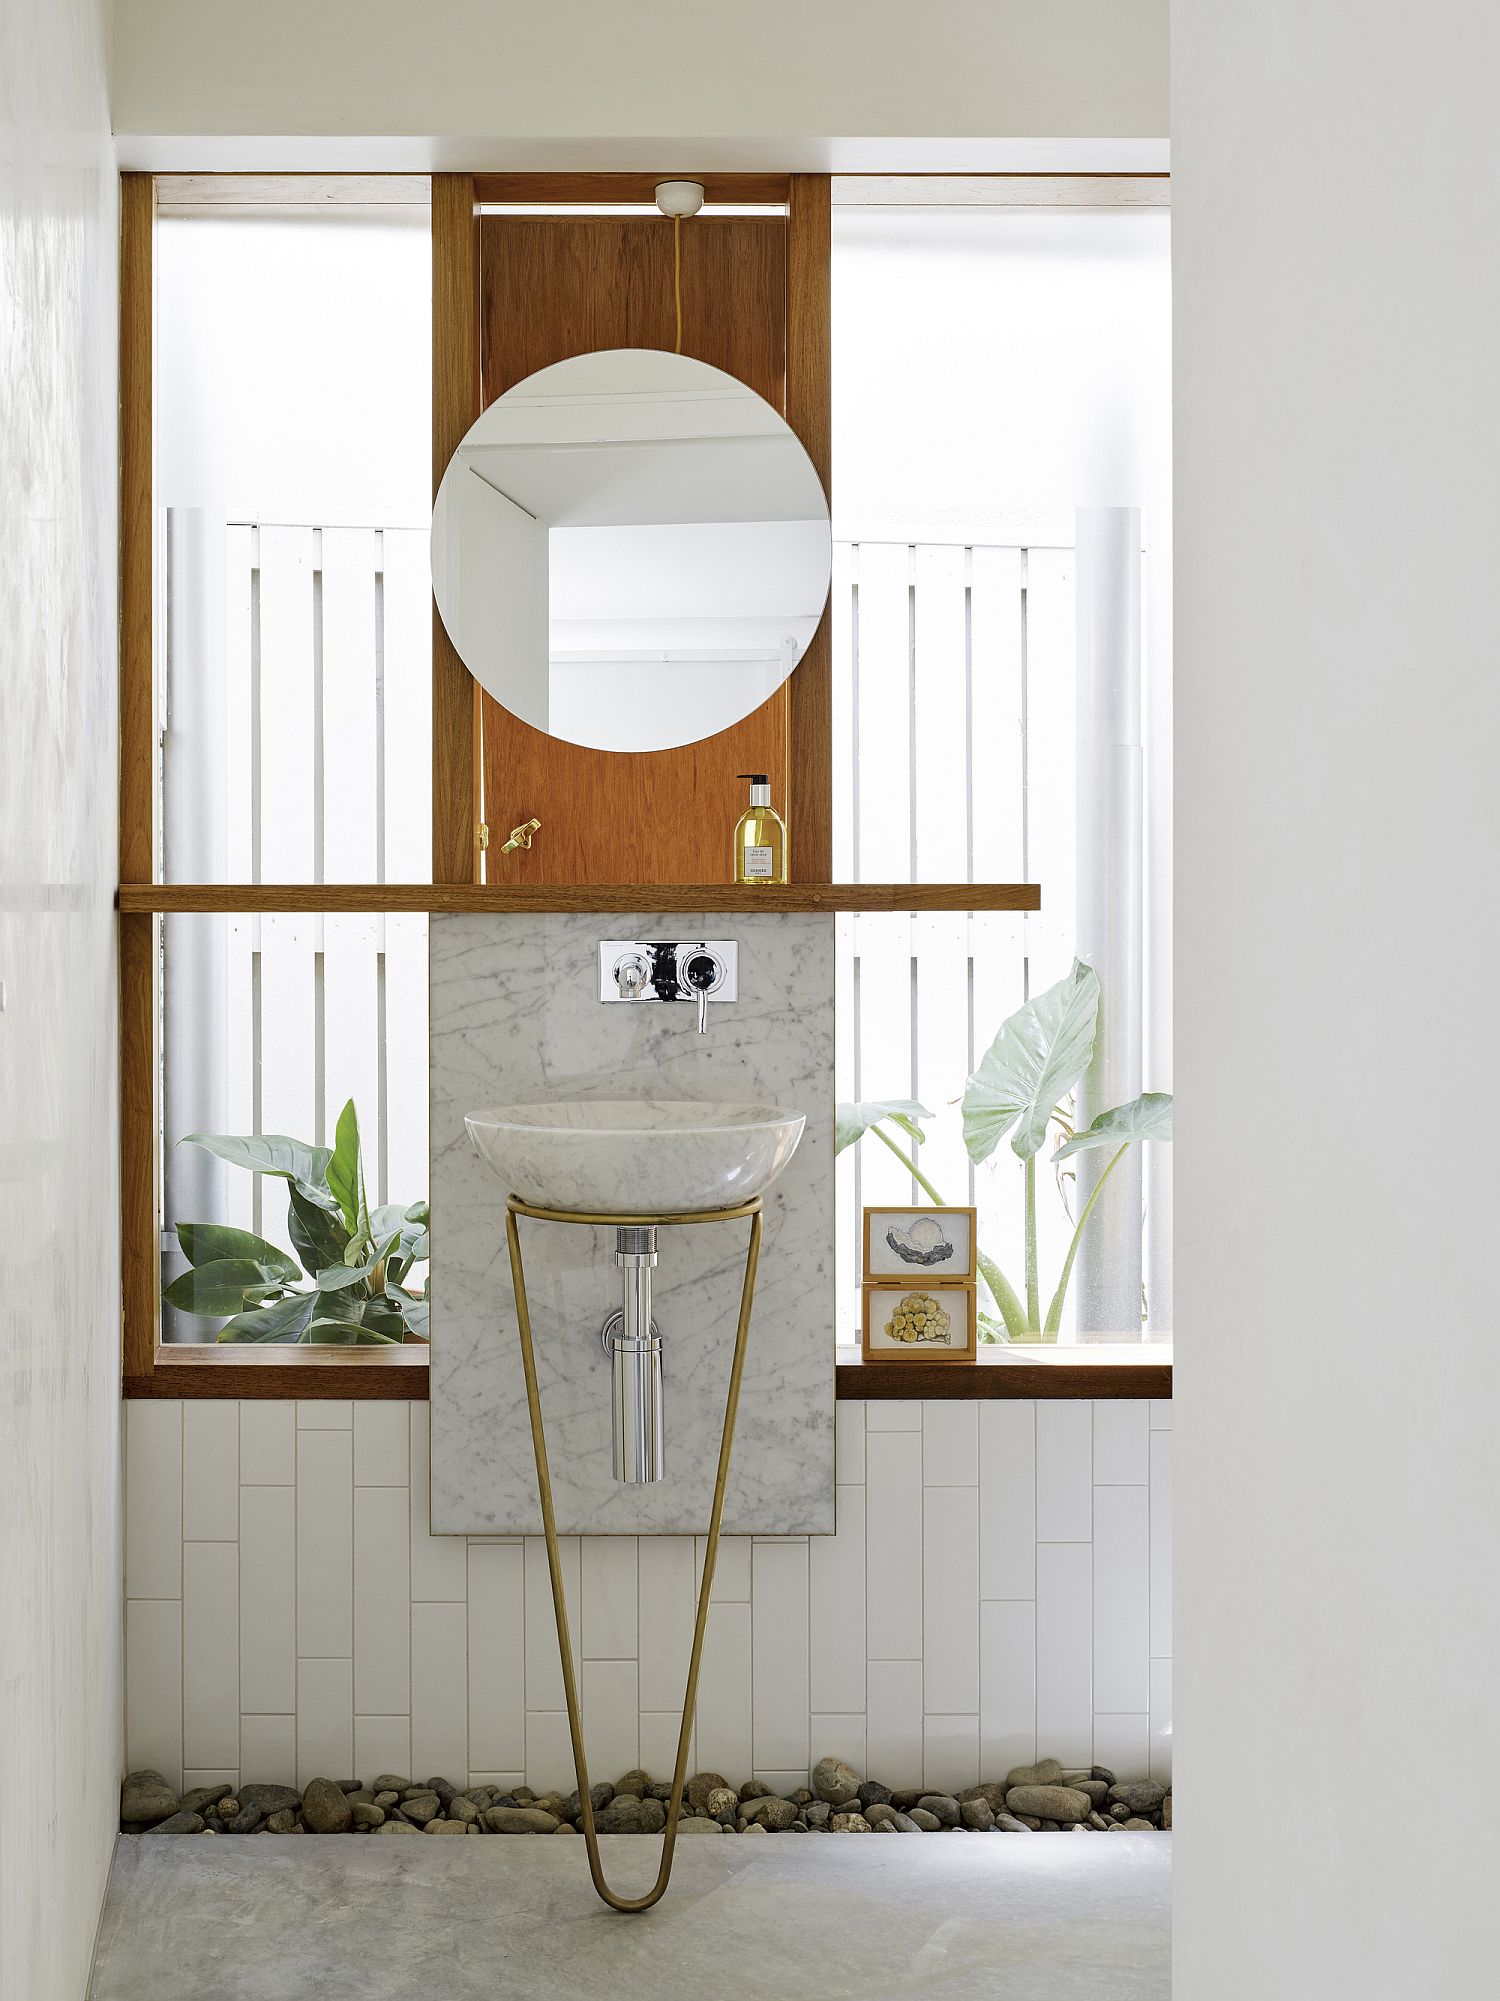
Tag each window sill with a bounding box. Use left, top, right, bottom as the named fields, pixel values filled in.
left=125, top=1341, right=1171, bottom=1400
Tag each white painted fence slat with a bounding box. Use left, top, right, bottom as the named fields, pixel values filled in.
left=320, top=529, right=380, bottom=883
left=911, top=545, right=968, bottom=884
left=382, top=913, right=429, bottom=1214
left=223, top=526, right=254, bottom=886
left=969, top=546, right=1024, bottom=884
left=322, top=914, right=381, bottom=1159
left=256, top=527, right=316, bottom=884
left=256, top=914, right=317, bottom=1265
left=830, top=544, right=855, bottom=883
left=853, top=545, right=912, bottom=884
left=381, top=530, right=432, bottom=883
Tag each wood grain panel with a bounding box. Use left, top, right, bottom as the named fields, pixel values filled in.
left=120, top=175, right=155, bottom=887
left=475, top=212, right=798, bottom=885
left=787, top=176, right=833, bottom=881
left=120, top=912, right=159, bottom=1381
left=431, top=175, right=482, bottom=885
left=119, top=882, right=1041, bottom=916
left=473, top=173, right=790, bottom=207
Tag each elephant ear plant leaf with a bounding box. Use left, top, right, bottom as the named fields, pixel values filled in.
left=168, top=1099, right=429, bottom=1344
left=838, top=960, right=1172, bottom=1344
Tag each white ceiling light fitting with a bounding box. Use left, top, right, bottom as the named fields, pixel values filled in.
left=654, top=180, right=706, bottom=220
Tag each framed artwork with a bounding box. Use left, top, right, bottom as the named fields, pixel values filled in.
left=861, top=1282, right=978, bottom=1364
left=862, top=1205, right=977, bottom=1284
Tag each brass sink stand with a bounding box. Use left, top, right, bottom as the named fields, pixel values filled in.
left=503, top=1192, right=764, bottom=1912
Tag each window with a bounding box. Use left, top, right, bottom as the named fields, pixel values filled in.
left=829, top=182, right=1172, bottom=1342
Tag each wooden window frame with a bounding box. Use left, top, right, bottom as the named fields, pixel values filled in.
left=117, top=168, right=1164, bottom=1402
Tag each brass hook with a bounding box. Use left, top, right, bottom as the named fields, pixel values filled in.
left=499, top=817, right=541, bottom=855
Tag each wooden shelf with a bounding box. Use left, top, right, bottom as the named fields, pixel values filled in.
left=118, top=882, right=1041, bottom=915
left=836, top=1344, right=1172, bottom=1400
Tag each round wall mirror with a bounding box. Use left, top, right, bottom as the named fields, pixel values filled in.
left=431, top=349, right=831, bottom=754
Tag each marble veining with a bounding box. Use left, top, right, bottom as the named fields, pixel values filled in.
left=429, top=913, right=835, bottom=1535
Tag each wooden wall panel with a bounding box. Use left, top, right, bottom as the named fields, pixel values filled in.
left=787, top=176, right=833, bottom=882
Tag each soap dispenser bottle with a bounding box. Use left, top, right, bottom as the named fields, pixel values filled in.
left=733, top=774, right=788, bottom=885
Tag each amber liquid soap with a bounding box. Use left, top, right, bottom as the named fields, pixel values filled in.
left=732, top=773, right=788, bottom=885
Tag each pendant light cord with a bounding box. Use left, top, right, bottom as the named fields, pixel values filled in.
left=673, top=212, right=683, bottom=354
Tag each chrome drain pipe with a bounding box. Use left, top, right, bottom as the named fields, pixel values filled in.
left=602, top=1226, right=664, bottom=1483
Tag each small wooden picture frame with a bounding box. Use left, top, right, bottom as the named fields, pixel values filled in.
left=862, top=1205, right=977, bottom=1284
left=861, top=1282, right=978, bottom=1364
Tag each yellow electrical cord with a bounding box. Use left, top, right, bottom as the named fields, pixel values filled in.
left=673, top=211, right=683, bottom=353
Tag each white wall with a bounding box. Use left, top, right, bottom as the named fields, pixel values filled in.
left=124, top=1398, right=1172, bottom=1799
left=110, top=0, right=1167, bottom=165
left=0, top=2, right=121, bottom=1996
left=1174, top=2, right=1500, bottom=1992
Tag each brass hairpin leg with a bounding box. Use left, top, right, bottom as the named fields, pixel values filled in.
left=504, top=1195, right=763, bottom=1913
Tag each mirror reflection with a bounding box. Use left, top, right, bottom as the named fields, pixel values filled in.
left=431, top=349, right=831, bottom=753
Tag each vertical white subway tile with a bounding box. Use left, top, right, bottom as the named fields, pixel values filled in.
left=1093, top=1484, right=1150, bottom=1714
left=980, top=1600, right=1036, bottom=1780
left=809, top=1713, right=866, bottom=1773
left=637, top=1537, right=696, bottom=1713
left=865, top=1434, right=922, bottom=1657
left=1092, top=1712, right=1150, bottom=1785
left=296, top=1428, right=353, bottom=1659
left=923, top=1713, right=980, bottom=1794
left=524, top=1535, right=580, bottom=1712
left=751, top=1541, right=810, bottom=1773
left=353, top=1486, right=410, bottom=1715
left=524, top=1710, right=573, bottom=1794
left=467, top=1542, right=524, bottom=1775
left=1036, top=1542, right=1093, bottom=1767
left=1035, top=1403, right=1093, bottom=1543
left=353, top=1403, right=410, bottom=1485
left=581, top=1537, right=638, bottom=1660
left=410, top=1600, right=468, bottom=1783
left=182, top=1542, right=239, bottom=1770
left=408, top=1404, right=467, bottom=1601
left=835, top=1402, right=865, bottom=1483
left=696, top=1534, right=751, bottom=1602
left=470, top=1773, right=527, bottom=1792
left=638, top=1712, right=694, bottom=1782
left=182, top=1403, right=238, bottom=1540
left=239, top=1486, right=295, bottom=1713
left=809, top=1486, right=866, bottom=1714
left=580, top=1659, right=639, bottom=1780
left=923, top=1402, right=978, bottom=1486
left=694, top=1601, right=752, bottom=1780
left=758, top=1769, right=810, bottom=1799
left=865, top=1658, right=923, bottom=1785
left=296, top=1658, right=354, bottom=1785
left=354, top=1715, right=412, bottom=1786
left=979, top=1402, right=1036, bottom=1600
left=1092, top=1402, right=1150, bottom=1486
left=125, top=1598, right=183, bottom=1790
left=239, top=1714, right=296, bottom=1786
left=1148, top=1398, right=1173, bottom=1430
left=125, top=1401, right=182, bottom=1599
left=1150, top=1428, right=1173, bottom=1659
left=922, top=1485, right=980, bottom=1715
left=866, top=1399, right=922, bottom=1432
left=297, top=1400, right=352, bottom=1430
left=1149, top=1657, right=1173, bottom=1784
left=239, top=1402, right=295, bottom=1485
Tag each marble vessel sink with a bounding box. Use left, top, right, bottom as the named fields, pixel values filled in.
left=464, top=1099, right=806, bottom=1216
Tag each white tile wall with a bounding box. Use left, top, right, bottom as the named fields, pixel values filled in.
left=124, top=1397, right=1172, bottom=1792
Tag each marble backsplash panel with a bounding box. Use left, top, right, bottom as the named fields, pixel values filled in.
left=429, top=912, right=834, bottom=1535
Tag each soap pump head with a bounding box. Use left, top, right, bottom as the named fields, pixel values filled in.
left=739, top=773, right=771, bottom=807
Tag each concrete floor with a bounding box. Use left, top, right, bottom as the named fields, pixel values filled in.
left=89, top=1832, right=1170, bottom=2000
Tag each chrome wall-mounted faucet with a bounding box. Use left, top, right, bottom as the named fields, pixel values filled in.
left=599, top=940, right=738, bottom=1034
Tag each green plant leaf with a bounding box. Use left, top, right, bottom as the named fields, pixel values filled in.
left=288, top=1188, right=350, bottom=1281
left=1051, top=1092, right=1174, bottom=1160
left=215, top=1292, right=317, bottom=1343
left=325, top=1099, right=365, bottom=1237
left=357, top=1296, right=409, bottom=1338
left=834, top=1099, right=933, bottom=1154
left=315, top=1233, right=399, bottom=1294
left=398, top=1294, right=430, bottom=1340
left=306, top=1318, right=402, bottom=1346
left=162, top=1259, right=292, bottom=1315
left=961, top=961, right=1101, bottom=1164
left=174, top=1223, right=300, bottom=1281
left=181, top=1131, right=338, bottom=1209
left=370, top=1203, right=429, bottom=1281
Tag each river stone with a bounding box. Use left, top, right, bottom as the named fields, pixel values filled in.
left=373, top=1791, right=400, bottom=1810
left=741, top=1796, right=797, bottom=1831
left=595, top=1795, right=666, bottom=1834
left=351, top=1803, right=385, bottom=1830
left=738, top=1778, right=774, bottom=1803
left=684, top=1771, right=729, bottom=1811
left=957, top=1783, right=1008, bottom=1814
left=994, top=1812, right=1033, bottom=1833
left=1163, top=1795, right=1173, bottom=1829
left=428, top=1778, right=458, bottom=1805
left=865, top=1803, right=921, bottom=1832
left=1110, top=1802, right=1133, bottom=1821
left=238, top=1784, right=302, bottom=1817
left=446, top=1795, right=480, bottom=1824
left=1108, top=1779, right=1168, bottom=1815
left=908, top=1808, right=942, bottom=1831
left=121, top=1772, right=180, bottom=1827
left=484, top=1806, right=561, bottom=1834
left=425, top=1818, right=466, bottom=1834
left=265, top=1809, right=300, bottom=1834
left=146, top=1811, right=204, bottom=1835
left=1006, top=1785, right=1091, bottom=1824
left=398, top=1793, right=441, bottom=1826
left=373, top=1775, right=411, bottom=1793
left=1074, top=1778, right=1110, bottom=1809
left=179, top=1785, right=232, bottom=1817
left=301, top=1778, right=354, bottom=1833
left=224, top=1803, right=265, bottom=1835
left=612, top=1769, right=652, bottom=1797
left=889, top=1788, right=926, bottom=1811
left=702, top=1787, right=738, bottom=1819
left=812, top=1756, right=861, bottom=1804
left=1006, top=1759, right=1063, bottom=1790
left=1123, top=1817, right=1155, bottom=1830
left=960, top=1797, right=995, bottom=1831
left=676, top=1815, right=722, bottom=1833
left=377, top=1820, right=418, bottom=1834
left=804, top=1801, right=831, bottom=1828
left=1091, top=1766, right=1117, bottom=1786
left=857, top=1780, right=893, bottom=1809
left=917, top=1794, right=960, bottom=1828
left=829, top=1812, right=871, bottom=1832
